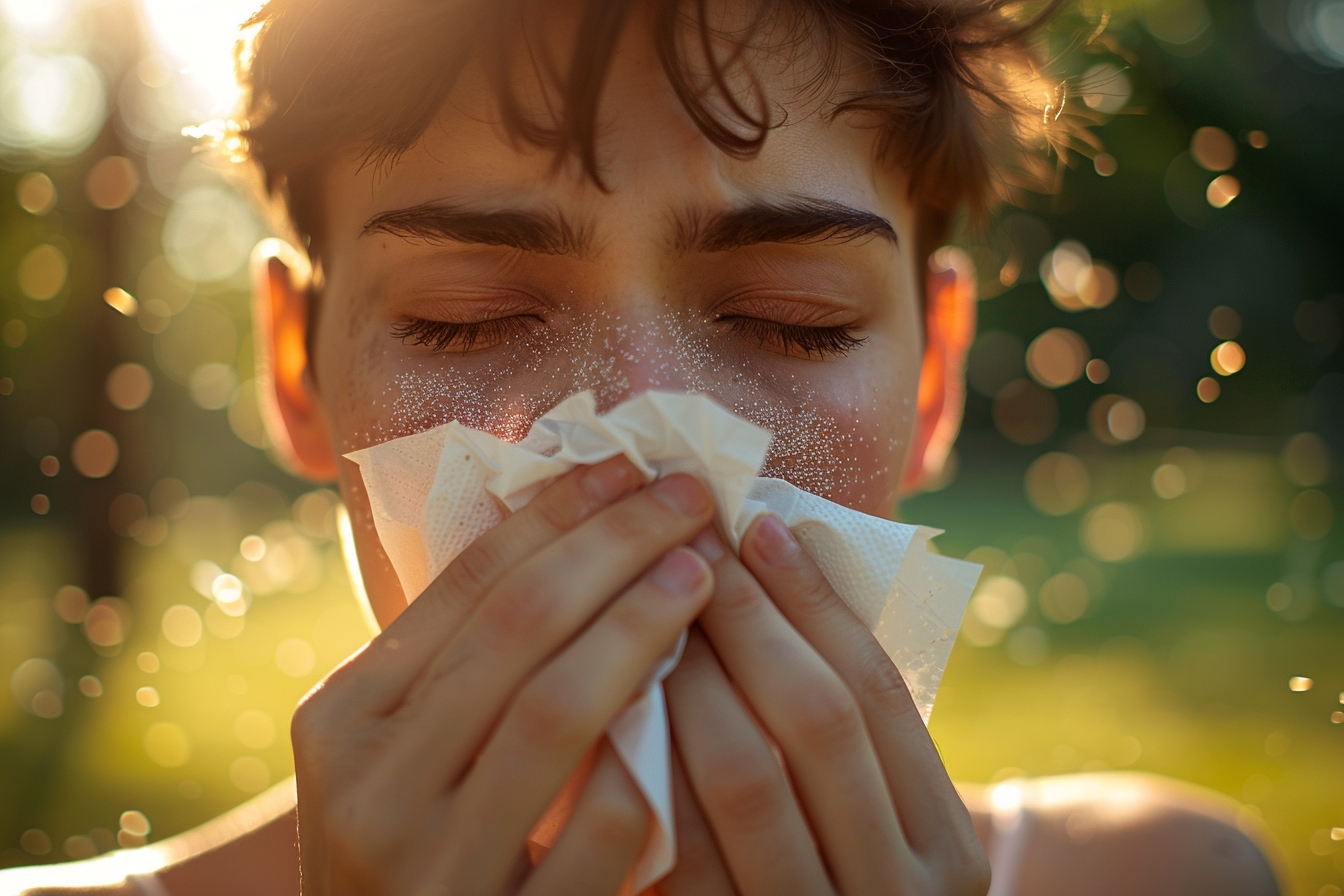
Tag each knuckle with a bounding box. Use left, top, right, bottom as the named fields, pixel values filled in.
left=695, top=748, right=786, bottom=833
left=857, top=649, right=918, bottom=717
left=444, top=536, right=507, bottom=595
left=511, top=678, right=592, bottom=750
left=290, top=688, right=335, bottom=753
left=786, top=679, right=864, bottom=753
left=714, top=575, right=762, bottom=618
left=532, top=486, right=584, bottom=534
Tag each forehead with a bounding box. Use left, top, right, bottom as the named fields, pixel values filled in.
left=321, top=1, right=908, bottom=243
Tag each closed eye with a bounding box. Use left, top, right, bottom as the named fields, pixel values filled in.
left=390, top=315, right=542, bottom=352
left=719, top=316, right=866, bottom=359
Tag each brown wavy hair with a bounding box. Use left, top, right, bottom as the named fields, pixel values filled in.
left=236, top=0, right=1085, bottom=262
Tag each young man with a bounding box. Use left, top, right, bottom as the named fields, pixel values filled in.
left=10, top=0, right=1281, bottom=893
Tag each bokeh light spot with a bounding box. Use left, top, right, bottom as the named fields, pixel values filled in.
left=275, top=638, right=317, bottom=678
left=1026, top=328, right=1090, bottom=388
left=1089, top=395, right=1146, bottom=444
left=20, top=829, right=51, bottom=856
left=188, top=362, right=239, bottom=411
left=30, top=493, right=49, bottom=514
left=78, top=675, right=102, bottom=697
left=136, top=652, right=159, bottom=674
left=53, top=584, right=89, bottom=623
left=1151, top=463, right=1188, bottom=499
left=1093, top=153, right=1118, bottom=176
left=1081, top=502, right=1149, bottom=562
left=16, top=172, right=55, bottom=214
left=1247, top=129, right=1269, bottom=148
left=240, top=534, right=266, bottom=561
left=1025, top=452, right=1090, bottom=516
left=1039, top=572, right=1090, bottom=624
left=1191, top=126, right=1237, bottom=171
left=39, top=454, right=58, bottom=476
left=71, top=429, right=119, bottom=478
left=106, top=362, right=153, bottom=411
left=103, top=287, right=139, bottom=317
left=970, top=575, right=1029, bottom=630
left=1081, top=63, right=1131, bottom=113
left=0, top=53, right=107, bottom=157
left=1211, top=341, right=1246, bottom=376
left=84, top=155, right=139, bottom=210
left=1141, top=0, right=1212, bottom=45
left=11, top=657, right=63, bottom=718
left=161, top=604, right=203, bottom=648
left=1206, top=174, right=1241, bottom=208
left=163, top=185, right=261, bottom=283
left=83, top=598, right=129, bottom=648
left=1085, top=359, right=1109, bottom=383
left=1197, top=376, right=1220, bottom=402
left=135, top=686, right=160, bottom=707
left=1288, top=676, right=1314, bottom=692
left=17, top=244, right=67, bottom=300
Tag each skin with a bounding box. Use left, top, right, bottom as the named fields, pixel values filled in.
left=6, top=1, right=1283, bottom=894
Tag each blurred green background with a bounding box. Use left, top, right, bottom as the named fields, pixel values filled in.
left=0, top=0, right=1340, bottom=893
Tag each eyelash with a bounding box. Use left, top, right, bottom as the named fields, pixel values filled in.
left=720, top=316, right=866, bottom=359
left=391, top=316, right=539, bottom=352
left=392, top=315, right=866, bottom=359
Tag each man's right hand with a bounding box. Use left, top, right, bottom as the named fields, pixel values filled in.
left=291, top=457, right=716, bottom=896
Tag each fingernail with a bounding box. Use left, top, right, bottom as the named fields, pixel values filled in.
left=690, top=527, right=726, bottom=564
left=651, top=474, right=711, bottom=516
left=582, top=458, right=638, bottom=504
left=651, top=548, right=707, bottom=595
left=753, top=515, right=798, bottom=566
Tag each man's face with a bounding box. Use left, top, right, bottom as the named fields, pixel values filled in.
left=307, top=2, right=926, bottom=612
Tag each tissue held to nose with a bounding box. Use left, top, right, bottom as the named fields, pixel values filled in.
left=347, top=390, right=981, bottom=891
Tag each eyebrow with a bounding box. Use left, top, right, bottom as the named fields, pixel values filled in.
left=361, top=203, right=591, bottom=256
left=675, top=197, right=898, bottom=252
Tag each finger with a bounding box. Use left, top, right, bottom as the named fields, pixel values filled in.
left=521, top=742, right=649, bottom=896
left=656, top=746, right=736, bottom=896
left=738, top=514, right=982, bottom=864
left=374, top=474, right=714, bottom=790
left=323, top=456, right=645, bottom=715
left=691, top=528, right=907, bottom=893
left=665, top=628, right=832, bottom=896
left=439, top=546, right=713, bottom=894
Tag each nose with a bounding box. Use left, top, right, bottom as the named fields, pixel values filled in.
left=588, top=310, right=701, bottom=412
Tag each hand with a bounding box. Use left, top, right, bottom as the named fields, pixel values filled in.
left=659, top=518, right=990, bottom=895
left=291, top=457, right=717, bottom=896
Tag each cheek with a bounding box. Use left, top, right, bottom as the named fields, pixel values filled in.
left=752, top=342, right=917, bottom=515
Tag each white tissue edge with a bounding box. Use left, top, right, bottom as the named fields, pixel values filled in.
left=345, top=391, right=981, bottom=890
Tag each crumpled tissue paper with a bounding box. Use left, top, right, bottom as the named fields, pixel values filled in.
left=347, top=390, right=981, bottom=891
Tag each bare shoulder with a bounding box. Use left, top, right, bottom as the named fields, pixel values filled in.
left=959, top=772, right=1283, bottom=896
left=0, top=779, right=298, bottom=896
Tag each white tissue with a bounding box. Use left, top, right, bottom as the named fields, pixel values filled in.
left=347, top=391, right=981, bottom=890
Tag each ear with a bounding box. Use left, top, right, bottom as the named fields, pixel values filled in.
left=902, top=247, right=977, bottom=494
left=251, top=238, right=339, bottom=481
